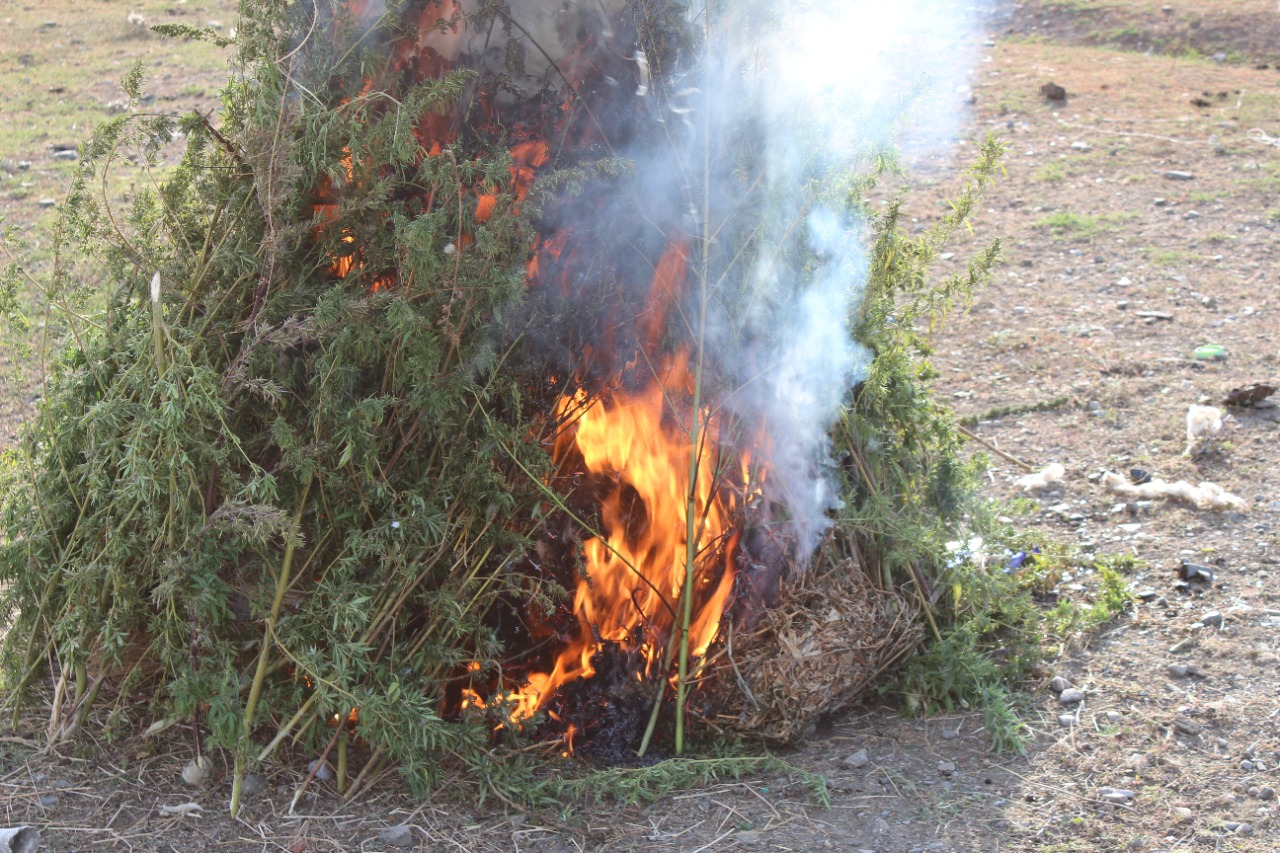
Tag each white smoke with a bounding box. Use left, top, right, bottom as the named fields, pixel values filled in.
left=680, top=0, right=989, bottom=557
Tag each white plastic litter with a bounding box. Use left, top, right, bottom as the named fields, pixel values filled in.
left=1015, top=462, right=1066, bottom=492
left=157, top=802, right=204, bottom=817
left=1101, top=471, right=1246, bottom=511
left=1184, top=404, right=1223, bottom=456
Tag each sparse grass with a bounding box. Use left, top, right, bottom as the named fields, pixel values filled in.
left=1204, top=231, right=1236, bottom=244
left=1033, top=210, right=1136, bottom=240
left=1268, top=209, right=1280, bottom=223
left=1148, top=248, right=1199, bottom=266
left=1189, top=191, right=1226, bottom=204
left=1033, top=160, right=1069, bottom=183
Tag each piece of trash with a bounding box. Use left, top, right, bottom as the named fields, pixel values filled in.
left=945, top=536, right=988, bottom=570
left=1179, top=560, right=1215, bottom=583
left=1184, top=404, right=1223, bottom=456
left=1222, top=383, right=1276, bottom=407
left=143, top=716, right=178, bottom=737
left=1194, top=344, right=1226, bottom=361
left=0, top=826, right=40, bottom=853
left=157, top=802, right=204, bottom=817
left=1016, top=462, right=1065, bottom=492
left=1101, top=471, right=1245, bottom=511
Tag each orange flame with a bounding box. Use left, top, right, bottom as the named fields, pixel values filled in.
left=507, top=237, right=740, bottom=721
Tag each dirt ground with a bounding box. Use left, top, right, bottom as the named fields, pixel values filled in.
left=3, top=1, right=1280, bottom=850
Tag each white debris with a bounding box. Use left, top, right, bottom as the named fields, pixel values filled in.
left=181, top=757, right=210, bottom=787
left=1183, top=404, right=1223, bottom=456
left=1101, top=471, right=1246, bottom=512
left=157, top=802, right=204, bottom=817
left=126, top=12, right=147, bottom=30
left=1015, top=462, right=1065, bottom=492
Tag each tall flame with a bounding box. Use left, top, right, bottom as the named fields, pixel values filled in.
left=510, top=252, right=739, bottom=721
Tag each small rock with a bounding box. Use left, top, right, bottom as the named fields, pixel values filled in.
left=1173, top=807, right=1195, bottom=823
left=38, top=199, right=57, bottom=207
left=240, top=773, right=267, bottom=797
left=17, top=160, right=32, bottom=170
left=1220, top=821, right=1252, bottom=836
left=938, top=760, right=956, bottom=775
left=1173, top=714, right=1202, bottom=736
left=1153, top=198, right=1167, bottom=206
left=1199, top=612, right=1223, bottom=628
left=1183, top=211, right=1200, bottom=221
left=1167, top=664, right=1189, bottom=678
left=1050, top=676, right=1073, bottom=693
left=306, top=759, right=333, bottom=780
left=941, top=728, right=958, bottom=740
left=1059, top=714, right=1077, bottom=728
left=38, top=794, right=58, bottom=808
left=52, top=150, right=78, bottom=161
left=1071, top=141, right=1091, bottom=151
left=1240, top=759, right=1254, bottom=771
left=1164, top=170, right=1195, bottom=181
left=1256, top=786, right=1275, bottom=801
left=734, top=830, right=760, bottom=845
left=1105, top=710, right=1122, bottom=724
left=1100, top=787, right=1135, bottom=804
left=1058, top=688, right=1086, bottom=705
left=378, top=825, right=415, bottom=848
left=844, top=749, right=870, bottom=769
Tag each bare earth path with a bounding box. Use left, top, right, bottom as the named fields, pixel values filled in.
left=3, top=2, right=1279, bottom=851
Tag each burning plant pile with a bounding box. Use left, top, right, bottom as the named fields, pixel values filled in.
left=0, top=0, right=1003, bottom=808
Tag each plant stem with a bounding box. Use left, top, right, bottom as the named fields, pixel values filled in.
left=232, top=470, right=313, bottom=817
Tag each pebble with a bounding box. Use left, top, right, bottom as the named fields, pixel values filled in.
left=38, top=794, right=58, bottom=808
left=1199, top=611, right=1224, bottom=628
left=844, top=749, right=870, bottom=769
left=1100, top=787, right=1135, bottom=804
left=941, top=728, right=958, bottom=740
left=1167, top=663, right=1206, bottom=678
left=1182, top=211, right=1200, bottom=221
left=378, top=825, right=415, bottom=848
left=52, top=150, right=77, bottom=160
left=1173, top=807, right=1195, bottom=823
left=240, top=773, right=267, bottom=797
left=1058, top=714, right=1077, bottom=728
left=1105, top=710, right=1122, bottom=724
left=1173, top=714, right=1202, bottom=735
left=1220, top=821, right=1252, bottom=837
left=1164, top=170, right=1195, bottom=180
left=306, top=759, right=333, bottom=780
left=38, top=199, right=57, bottom=207
left=1071, top=141, right=1091, bottom=151
left=735, top=830, right=760, bottom=845
left=938, top=760, right=956, bottom=775
left=1256, top=786, right=1276, bottom=801
left=1240, top=759, right=1254, bottom=771
left=1058, top=688, right=1086, bottom=705
left=1050, top=675, right=1073, bottom=693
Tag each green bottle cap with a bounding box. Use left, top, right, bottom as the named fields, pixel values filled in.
left=1194, top=344, right=1226, bottom=360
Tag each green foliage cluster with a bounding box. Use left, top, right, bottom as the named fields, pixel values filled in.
left=1, top=0, right=550, bottom=803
